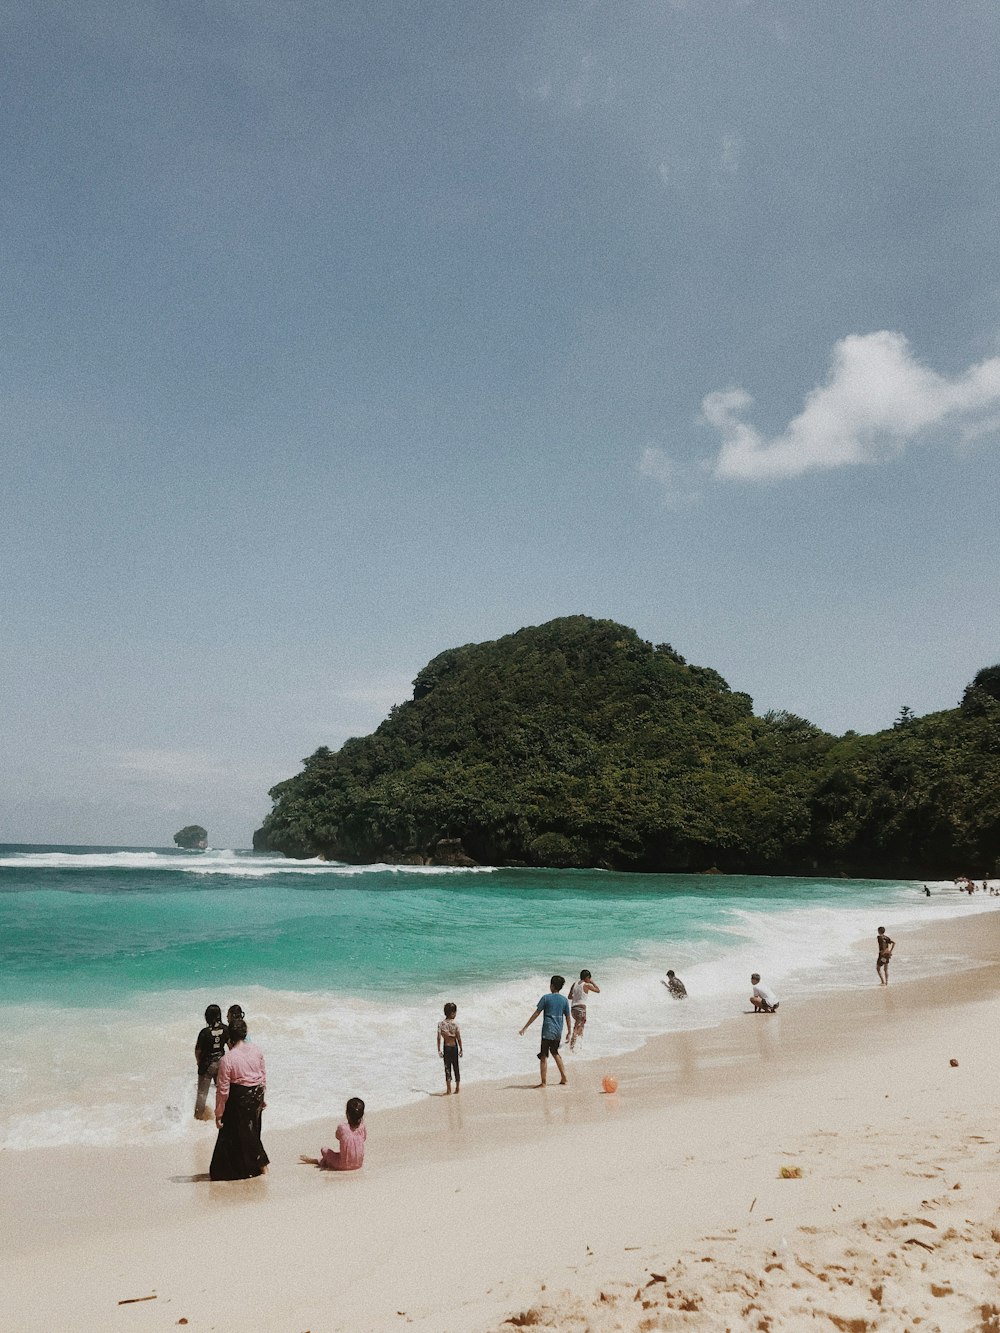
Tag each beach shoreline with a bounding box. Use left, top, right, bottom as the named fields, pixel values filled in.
left=3, top=865, right=992, bottom=1157
left=3, top=907, right=1000, bottom=1330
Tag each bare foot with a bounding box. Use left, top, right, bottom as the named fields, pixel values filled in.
left=454, top=1085, right=460, bottom=1093
left=559, top=1077, right=568, bottom=1085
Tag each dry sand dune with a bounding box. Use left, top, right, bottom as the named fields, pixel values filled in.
left=494, top=1135, right=1000, bottom=1332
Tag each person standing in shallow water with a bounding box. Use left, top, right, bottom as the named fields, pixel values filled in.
left=210, top=1017, right=269, bottom=1180
left=568, top=969, right=600, bottom=1051
left=226, top=1004, right=246, bottom=1044
left=194, top=1004, right=229, bottom=1121
left=662, top=970, right=687, bottom=999
left=437, top=1002, right=463, bottom=1094
left=876, top=927, right=895, bottom=985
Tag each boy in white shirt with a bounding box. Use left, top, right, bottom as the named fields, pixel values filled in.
left=567, top=969, right=601, bottom=1051
left=750, top=973, right=779, bottom=1013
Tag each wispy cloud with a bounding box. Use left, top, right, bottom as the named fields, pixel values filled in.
left=638, top=446, right=699, bottom=507
left=701, top=331, right=1000, bottom=482
left=518, top=81, right=552, bottom=105
left=335, top=678, right=412, bottom=712
left=115, top=748, right=271, bottom=786
left=518, top=47, right=615, bottom=115
left=719, top=133, right=740, bottom=174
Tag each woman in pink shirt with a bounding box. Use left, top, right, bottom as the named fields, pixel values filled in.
left=209, top=1018, right=269, bottom=1180
left=301, top=1097, right=366, bottom=1172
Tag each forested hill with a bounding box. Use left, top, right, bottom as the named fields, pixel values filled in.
left=253, top=617, right=1000, bottom=877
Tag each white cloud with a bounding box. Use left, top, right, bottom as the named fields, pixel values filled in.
left=702, top=331, right=1000, bottom=482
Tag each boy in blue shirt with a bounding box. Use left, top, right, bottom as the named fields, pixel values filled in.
left=518, top=975, right=572, bottom=1087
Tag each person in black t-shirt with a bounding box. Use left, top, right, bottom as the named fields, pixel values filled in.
left=194, top=1004, right=229, bottom=1120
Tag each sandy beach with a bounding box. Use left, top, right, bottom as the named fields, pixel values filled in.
left=3, top=907, right=1000, bottom=1332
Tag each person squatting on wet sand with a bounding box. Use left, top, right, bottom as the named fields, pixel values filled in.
left=209, top=1017, right=269, bottom=1180
left=568, top=969, right=600, bottom=1050
left=519, top=974, right=572, bottom=1086
left=193, top=1004, right=229, bottom=1121
left=662, top=969, right=687, bottom=999
left=437, top=1002, right=463, bottom=1093
left=301, top=1098, right=367, bottom=1171
left=877, top=926, right=895, bottom=985
left=750, top=973, right=779, bottom=1013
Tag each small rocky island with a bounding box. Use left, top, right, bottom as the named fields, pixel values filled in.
left=174, top=825, right=208, bottom=850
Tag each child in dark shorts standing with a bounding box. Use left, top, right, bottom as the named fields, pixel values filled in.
left=519, top=975, right=572, bottom=1087
left=437, top=1002, right=463, bottom=1094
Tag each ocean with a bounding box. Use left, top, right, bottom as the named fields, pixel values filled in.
left=0, top=845, right=990, bottom=1152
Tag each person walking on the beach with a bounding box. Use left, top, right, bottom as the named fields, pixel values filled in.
left=749, top=973, right=779, bottom=1013
left=209, top=1017, right=269, bottom=1180
left=193, top=1003, right=229, bottom=1121
left=568, top=969, right=600, bottom=1051
left=876, top=927, right=895, bottom=985
left=662, top=969, right=687, bottom=999
left=519, top=975, right=572, bottom=1086
left=437, top=1002, right=463, bottom=1094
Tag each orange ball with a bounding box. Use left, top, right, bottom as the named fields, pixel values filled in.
left=601, top=1075, right=618, bottom=1094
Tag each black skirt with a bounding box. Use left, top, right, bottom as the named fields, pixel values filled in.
left=209, top=1083, right=269, bottom=1180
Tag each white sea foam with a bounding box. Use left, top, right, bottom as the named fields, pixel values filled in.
left=1, top=881, right=995, bottom=1151
left=0, top=848, right=497, bottom=878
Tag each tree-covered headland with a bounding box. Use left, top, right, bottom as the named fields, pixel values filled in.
left=253, top=617, right=1000, bottom=877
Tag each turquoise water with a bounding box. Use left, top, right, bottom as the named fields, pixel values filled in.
left=0, top=847, right=892, bottom=1003
left=0, top=845, right=987, bottom=1150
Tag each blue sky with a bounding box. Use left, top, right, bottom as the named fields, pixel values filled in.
left=3, top=0, right=999, bottom=846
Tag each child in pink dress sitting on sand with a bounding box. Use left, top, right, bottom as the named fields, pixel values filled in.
left=302, top=1098, right=366, bottom=1172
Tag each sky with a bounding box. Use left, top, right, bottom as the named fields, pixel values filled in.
left=3, top=0, right=999, bottom=847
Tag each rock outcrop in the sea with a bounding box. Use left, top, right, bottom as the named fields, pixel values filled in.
left=253, top=616, right=1000, bottom=876
left=174, top=825, right=208, bottom=850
